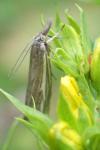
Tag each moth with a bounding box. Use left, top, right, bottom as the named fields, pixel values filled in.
left=25, top=22, right=52, bottom=113
left=10, top=22, right=52, bottom=114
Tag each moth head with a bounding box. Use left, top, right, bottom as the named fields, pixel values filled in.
left=35, top=33, right=46, bottom=43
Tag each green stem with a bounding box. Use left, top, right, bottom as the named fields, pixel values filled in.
left=2, top=120, right=18, bottom=150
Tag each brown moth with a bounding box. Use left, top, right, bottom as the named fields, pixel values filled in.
left=25, top=22, right=52, bottom=113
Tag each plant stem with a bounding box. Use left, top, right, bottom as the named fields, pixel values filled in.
left=2, top=120, right=18, bottom=150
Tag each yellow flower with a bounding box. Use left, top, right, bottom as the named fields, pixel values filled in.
left=50, top=121, right=83, bottom=150
left=60, top=75, right=93, bottom=124
left=61, top=76, right=82, bottom=112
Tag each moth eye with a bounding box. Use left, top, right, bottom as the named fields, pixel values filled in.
left=41, top=35, right=46, bottom=41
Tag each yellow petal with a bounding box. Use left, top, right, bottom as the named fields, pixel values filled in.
left=49, top=121, right=83, bottom=150
left=61, top=76, right=83, bottom=116
left=60, top=75, right=93, bottom=124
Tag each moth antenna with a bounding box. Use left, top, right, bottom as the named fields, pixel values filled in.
left=8, top=38, right=34, bottom=79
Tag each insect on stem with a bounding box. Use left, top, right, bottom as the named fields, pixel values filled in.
left=25, top=21, right=52, bottom=114
left=9, top=21, right=52, bottom=115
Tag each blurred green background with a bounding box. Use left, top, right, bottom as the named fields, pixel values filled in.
left=0, top=0, right=100, bottom=149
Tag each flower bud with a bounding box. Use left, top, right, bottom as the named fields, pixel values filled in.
left=60, top=76, right=93, bottom=125
left=49, top=121, right=83, bottom=150
left=90, top=38, right=100, bottom=94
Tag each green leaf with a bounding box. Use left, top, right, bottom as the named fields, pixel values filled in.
left=61, top=24, right=82, bottom=56
left=51, top=48, right=79, bottom=77
left=77, top=75, right=95, bottom=113
left=76, top=4, right=92, bottom=55
left=77, top=107, right=93, bottom=134
left=17, top=118, right=49, bottom=149
left=0, top=88, right=53, bottom=145
left=55, top=14, right=64, bottom=32
left=40, top=14, right=45, bottom=26
left=51, top=58, right=79, bottom=78
left=65, top=13, right=80, bottom=34
left=0, top=88, right=52, bottom=124
left=57, top=93, right=78, bottom=131
left=83, top=124, right=100, bottom=150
